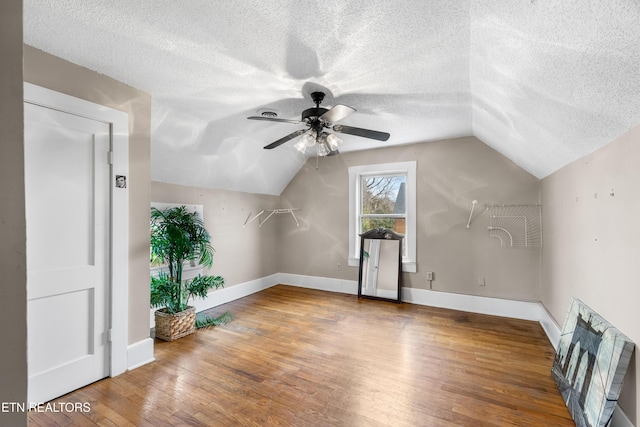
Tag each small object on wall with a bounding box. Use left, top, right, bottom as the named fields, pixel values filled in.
left=552, top=298, right=634, bottom=427
left=466, top=200, right=478, bottom=228
left=426, top=271, right=434, bottom=289
left=115, top=175, right=126, bottom=188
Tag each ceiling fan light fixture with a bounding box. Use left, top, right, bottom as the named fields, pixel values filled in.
left=317, top=131, right=331, bottom=145
left=293, top=140, right=307, bottom=153
left=326, top=133, right=342, bottom=151
left=302, top=130, right=317, bottom=147
left=317, top=142, right=330, bottom=157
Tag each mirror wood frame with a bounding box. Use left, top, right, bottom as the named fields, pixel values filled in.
left=357, top=228, right=403, bottom=303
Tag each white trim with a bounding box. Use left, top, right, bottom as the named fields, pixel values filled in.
left=278, top=273, right=359, bottom=294
left=275, top=274, right=540, bottom=319
left=402, top=287, right=541, bottom=320
left=127, top=338, right=155, bottom=370
left=151, top=274, right=280, bottom=328
left=192, top=274, right=279, bottom=312
left=611, top=405, right=634, bottom=427
left=348, top=161, right=417, bottom=273
left=150, top=264, right=203, bottom=279
left=24, top=82, right=130, bottom=377
left=276, top=273, right=541, bottom=320
left=109, top=100, right=129, bottom=376
left=404, top=261, right=417, bottom=273
left=538, top=303, right=562, bottom=350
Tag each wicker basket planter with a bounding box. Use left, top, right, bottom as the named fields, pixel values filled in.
left=154, top=306, right=196, bottom=341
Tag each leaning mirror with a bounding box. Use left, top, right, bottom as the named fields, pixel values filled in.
left=357, top=228, right=403, bottom=303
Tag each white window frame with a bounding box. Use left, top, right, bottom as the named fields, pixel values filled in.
left=348, top=161, right=416, bottom=273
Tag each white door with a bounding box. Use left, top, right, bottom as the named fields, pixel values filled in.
left=25, top=102, right=111, bottom=404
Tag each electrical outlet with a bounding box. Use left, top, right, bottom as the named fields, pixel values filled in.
left=337, top=263, right=342, bottom=271
left=426, top=271, right=433, bottom=280
left=477, top=276, right=486, bottom=286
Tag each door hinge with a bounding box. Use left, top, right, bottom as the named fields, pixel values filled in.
left=107, top=151, right=114, bottom=165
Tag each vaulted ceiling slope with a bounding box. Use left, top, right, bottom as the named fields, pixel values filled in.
left=23, top=1, right=640, bottom=195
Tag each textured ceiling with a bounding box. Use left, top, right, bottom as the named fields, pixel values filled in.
left=23, top=0, right=640, bottom=195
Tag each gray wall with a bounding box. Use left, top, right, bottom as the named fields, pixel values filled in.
left=23, top=45, right=153, bottom=344
left=279, top=136, right=542, bottom=301
left=151, top=182, right=281, bottom=286
left=0, top=1, right=27, bottom=425
left=541, top=124, right=640, bottom=423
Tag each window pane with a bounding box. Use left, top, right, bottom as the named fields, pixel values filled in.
left=361, top=175, right=406, bottom=215
left=360, top=217, right=407, bottom=258
left=361, top=217, right=406, bottom=234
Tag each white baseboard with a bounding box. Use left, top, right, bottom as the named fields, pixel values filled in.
left=402, top=287, right=542, bottom=321
left=126, top=338, right=154, bottom=371
left=276, top=273, right=358, bottom=294
left=150, top=273, right=280, bottom=328
left=611, top=405, right=634, bottom=427
left=191, top=273, right=280, bottom=313
left=537, top=303, right=561, bottom=350
left=276, top=274, right=542, bottom=322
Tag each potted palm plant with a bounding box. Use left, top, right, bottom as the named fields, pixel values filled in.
left=150, top=205, right=225, bottom=341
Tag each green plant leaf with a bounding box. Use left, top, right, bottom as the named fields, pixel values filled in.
left=185, top=275, right=225, bottom=301
left=150, top=206, right=225, bottom=315
left=195, top=311, right=232, bottom=329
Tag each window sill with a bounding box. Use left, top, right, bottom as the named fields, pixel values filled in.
left=150, top=264, right=204, bottom=280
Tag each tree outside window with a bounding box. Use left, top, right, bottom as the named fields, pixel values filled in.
left=360, top=175, right=406, bottom=235
left=360, top=174, right=408, bottom=260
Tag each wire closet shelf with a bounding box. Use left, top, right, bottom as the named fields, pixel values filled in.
left=488, top=204, right=542, bottom=248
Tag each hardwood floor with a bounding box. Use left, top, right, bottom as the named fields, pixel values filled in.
left=29, top=285, right=573, bottom=426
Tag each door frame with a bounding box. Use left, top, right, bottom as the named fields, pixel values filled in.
left=24, top=82, right=130, bottom=376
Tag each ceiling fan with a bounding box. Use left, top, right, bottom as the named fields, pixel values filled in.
left=247, top=91, right=390, bottom=157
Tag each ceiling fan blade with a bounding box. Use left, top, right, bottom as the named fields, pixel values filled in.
left=263, top=129, right=307, bottom=149
left=319, top=104, right=356, bottom=123
left=332, top=124, right=390, bottom=141
left=248, top=116, right=305, bottom=125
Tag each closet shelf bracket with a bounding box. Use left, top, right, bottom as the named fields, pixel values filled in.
left=244, top=208, right=300, bottom=228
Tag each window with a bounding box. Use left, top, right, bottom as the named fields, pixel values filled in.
left=150, top=202, right=205, bottom=280
left=360, top=175, right=407, bottom=246
left=348, top=161, right=416, bottom=272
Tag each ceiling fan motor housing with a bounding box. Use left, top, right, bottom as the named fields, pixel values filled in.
left=310, top=91, right=326, bottom=106
left=304, top=91, right=329, bottom=126
left=301, top=107, right=329, bottom=122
